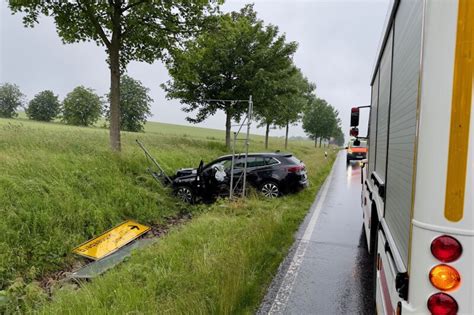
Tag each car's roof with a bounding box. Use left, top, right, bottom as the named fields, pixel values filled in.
left=218, top=152, right=293, bottom=159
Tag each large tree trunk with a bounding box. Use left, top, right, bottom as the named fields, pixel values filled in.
left=319, top=137, right=322, bottom=148
left=265, top=122, right=270, bottom=149
left=285, top=121, right=289, bottom=150
left=109, top=12, right=121, bottom=151
left=314, top=138, right=317, bottom=148
left=225, top=111, right=232, bottom=150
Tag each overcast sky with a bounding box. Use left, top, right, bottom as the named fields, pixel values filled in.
left=0, top=0, right=389, bottom=138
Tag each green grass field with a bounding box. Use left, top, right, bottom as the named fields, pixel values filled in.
left=0, top=116, right=334, bottom=314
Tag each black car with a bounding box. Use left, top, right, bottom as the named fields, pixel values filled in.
left=171, top=153, right=308, bottom=203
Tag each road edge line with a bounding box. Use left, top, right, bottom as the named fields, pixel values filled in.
left=267, top=154, right=338, bottom=314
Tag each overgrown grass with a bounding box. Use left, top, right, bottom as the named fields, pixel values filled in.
left=0, top=117, right=334, bottom=314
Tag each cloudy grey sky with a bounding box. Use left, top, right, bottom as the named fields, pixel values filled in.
left=0, top=0, right=389, bottom=138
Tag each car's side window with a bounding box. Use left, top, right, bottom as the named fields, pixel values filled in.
left=235, top=157, right=251, bottom=168
left=250, top=156, right=265, bottom=167
left=234, top=156, right=266, bottom=168
left=205, top=159, right=226, bottom=173
left=213, top=156, right=273, bottom=169
left=221, top=159, right=232, bottom=170
left=264, top=157, right=279, bottom=166
left=212, top=159, right=232, bottom=171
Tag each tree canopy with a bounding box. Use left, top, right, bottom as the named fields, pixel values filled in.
left=107, top=75, right=152, bottom=132
left=26, top=90, right=61, bottom=122
left=332, top=127, right=345, bottom=147
left=302, top=97, right=340, bottom=147
left=62, top=86, right=103, bottom=127
left=162, top=4, right=298, bottom=149
left=0, top=83, right=24, bottom=118
left=10, top=0, right=221, bottom=151
left=271, top=68, right=314, bottom=149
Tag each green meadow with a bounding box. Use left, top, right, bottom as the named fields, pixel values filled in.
left=0, top=116, right=334, bottom=314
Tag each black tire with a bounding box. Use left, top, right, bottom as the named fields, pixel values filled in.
left=260, top=181, right=280, bottom=198
left=360, top=224, right=369, bottom=250
left=370, top=208, right=379, bottom=311
left=175, top=185, right=196, bottom=204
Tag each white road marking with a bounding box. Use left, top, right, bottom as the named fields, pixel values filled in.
left=302, top=159, right=336, bottom=241
left=268, top=155, right=338, bottom=314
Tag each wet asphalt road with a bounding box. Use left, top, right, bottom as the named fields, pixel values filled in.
left=259, top=152, right=374, bottom=315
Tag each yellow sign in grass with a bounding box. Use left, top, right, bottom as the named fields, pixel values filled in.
left=73, top=220, right=151, bottom=260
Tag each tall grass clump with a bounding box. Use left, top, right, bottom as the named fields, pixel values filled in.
left=0, top=116, right=334, bottom=313
left=36, top=158, right=333, bottom=315
left=0, top=118, right=227, bottom=310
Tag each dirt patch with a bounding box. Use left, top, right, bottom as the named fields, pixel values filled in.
left=148, top=211, right=193, bottom=238
left=38, top=211, right=193, bottom=296
left=38, top=258, right=86, bottom=296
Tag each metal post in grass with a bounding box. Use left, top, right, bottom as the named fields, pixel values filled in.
left=200, top=97, right=253, bottom=200
left=230, top=130, right=237, bottom=199
left=242, top=95, right=253, bottom=198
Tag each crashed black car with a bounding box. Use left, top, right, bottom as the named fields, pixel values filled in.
left=171, top=153, right=308, bottom=203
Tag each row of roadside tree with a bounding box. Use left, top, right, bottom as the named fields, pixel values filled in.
left=162, top=4, right=343, bottom=148
left=0, top=76, right=152, bottom=132
left=7, top=2, right=344, bottom=149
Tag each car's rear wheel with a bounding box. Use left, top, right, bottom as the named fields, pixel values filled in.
left=175, top=186, right=195, bottom=204
left=260, top=181, right=280, bottom=198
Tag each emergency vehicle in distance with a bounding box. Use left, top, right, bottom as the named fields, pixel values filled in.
left=346, top=137, right=368, bottom=164
left=351, top=0, right=473, bottom=314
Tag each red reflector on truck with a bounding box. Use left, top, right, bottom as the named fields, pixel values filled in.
left=431, top=235, right=462, bottom=263
left=427, top=293, right=458, bottom=315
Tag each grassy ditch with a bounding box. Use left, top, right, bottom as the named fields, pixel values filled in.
left=0, top=117, right=334, bottom=313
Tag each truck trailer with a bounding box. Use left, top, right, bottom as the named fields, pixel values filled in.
left=353, top=0, right=473, bottom=314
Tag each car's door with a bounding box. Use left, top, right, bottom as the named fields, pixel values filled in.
left=246, top=156, right=278, bottom=186
left=235, top=156, right=259, bottom=185
left=201, top=158, right=232, bottom=197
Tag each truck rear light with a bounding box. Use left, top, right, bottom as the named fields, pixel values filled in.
left=427, top=293, right=458, bottom=315
left=431, top=235, right=462, bottom=262
left=429, top=264, right=460, bottom=291
left=349, top=127, right=359, bottom=137
left=350, top=107, right=360, bottom=127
